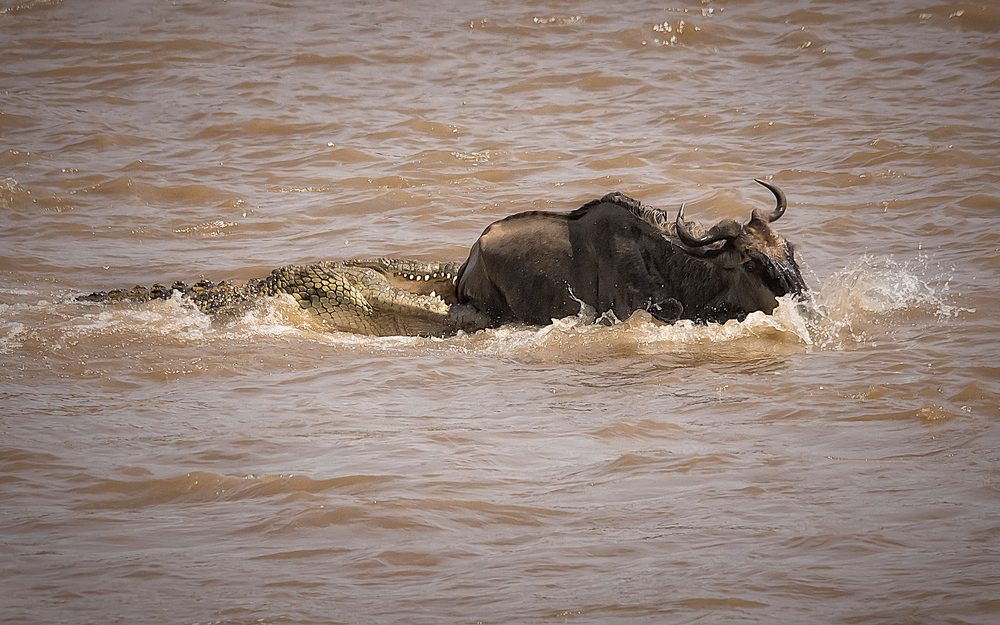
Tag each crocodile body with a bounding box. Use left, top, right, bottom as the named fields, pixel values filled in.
left=79, top=258, right=489, bottom=336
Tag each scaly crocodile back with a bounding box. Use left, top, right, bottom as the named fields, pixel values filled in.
left=78, top=258, right=475, bottom=336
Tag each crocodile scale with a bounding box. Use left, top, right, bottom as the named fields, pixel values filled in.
left=79, top=258, right=486, bottom=336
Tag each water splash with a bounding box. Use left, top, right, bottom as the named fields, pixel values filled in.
left=818, top=255, right=941, bottom=318
left=806, top=254, right=968, bottom=348
left=0, top=254, right=963, bottom=362
left=449, top=254, right=962, bottom=358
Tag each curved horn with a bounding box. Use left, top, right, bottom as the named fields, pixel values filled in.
left=754, top=178, right=786, bottom=222
left=675, top=203, right=743, bottom=248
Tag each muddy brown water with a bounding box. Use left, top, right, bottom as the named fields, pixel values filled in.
left=2, top=1, right=999, bottom=623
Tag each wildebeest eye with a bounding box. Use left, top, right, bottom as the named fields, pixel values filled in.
left=743, top=259, right=760, bottom=274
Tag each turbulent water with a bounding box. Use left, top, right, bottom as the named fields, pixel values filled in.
left=2, top=0, right=999, bottom=623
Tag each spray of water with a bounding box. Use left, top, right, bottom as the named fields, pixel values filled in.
left=806, top=254, right=968, bottom=349
left=0, top=254, right=966, bottom=360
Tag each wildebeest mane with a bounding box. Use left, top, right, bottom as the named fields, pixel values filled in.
left=570, top=192, right=673, bottom=233
left=568, top=192, right=727, bottom=254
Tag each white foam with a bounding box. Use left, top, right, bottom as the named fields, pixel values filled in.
left=805, top=254, right=966, bottom=348
left=0, top=319, right=26, bottom=354
left=1, top=254, right=961, bottom=358
left=63, top=291, right=213, bottom=344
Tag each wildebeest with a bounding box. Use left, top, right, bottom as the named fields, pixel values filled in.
left=454, top=179, right=807, bottom=327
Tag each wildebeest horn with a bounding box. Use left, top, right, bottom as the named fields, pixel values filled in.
left=753, top=178, right=786, bottom=223
left=675, top=203, right=743, bottom=248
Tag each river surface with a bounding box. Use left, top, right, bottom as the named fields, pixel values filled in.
left=2, top=0, right=999, bottom=623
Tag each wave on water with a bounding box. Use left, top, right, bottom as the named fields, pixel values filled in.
left=71, top=470, right=392, bottom=511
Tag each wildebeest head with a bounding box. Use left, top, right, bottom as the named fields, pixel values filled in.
left=670, top=179, right=807, bottom=316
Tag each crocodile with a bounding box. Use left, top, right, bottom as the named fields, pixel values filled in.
left=79, top=258, right=490, bottom=336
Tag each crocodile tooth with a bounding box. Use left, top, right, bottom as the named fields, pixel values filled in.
left=432, top=272, right=438, bottom=278
left=424, top=274, right=430, bottom=280
left=415, top=275, right=422, bottom=281
left=429, top=291, right=436, bottom=298
left=408, top=274, right=415, bottom=280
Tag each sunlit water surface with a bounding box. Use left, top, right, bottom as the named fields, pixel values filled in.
left=2, top=1, right=999, bottom=623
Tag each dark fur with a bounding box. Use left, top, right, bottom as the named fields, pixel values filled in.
left=455, top=192, right=806, bottom=327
